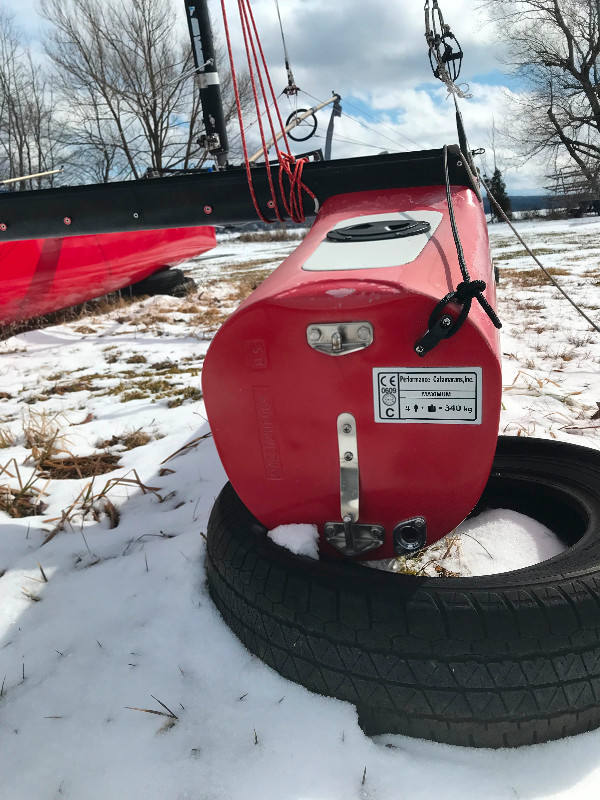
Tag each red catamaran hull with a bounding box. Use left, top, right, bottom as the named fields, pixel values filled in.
left=0, top=226, right=216, bottom=326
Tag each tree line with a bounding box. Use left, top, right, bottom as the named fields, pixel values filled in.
left=0, top=0, right=250, bottom=190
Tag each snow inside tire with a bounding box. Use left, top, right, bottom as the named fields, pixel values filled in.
left=206, top=436, right=600, bottom=748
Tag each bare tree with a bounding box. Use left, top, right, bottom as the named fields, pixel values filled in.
left=481, top=0, right=600, bottom=195
left=40, top=0, right=251, bottom=183
left=0, top=9, right=63, bottom=190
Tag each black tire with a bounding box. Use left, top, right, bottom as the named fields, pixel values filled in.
left=206, top=436, right=600, bottom=748
left=169, top=277, right=197, bottom=297
left=129, top=268, right=195, bottom=297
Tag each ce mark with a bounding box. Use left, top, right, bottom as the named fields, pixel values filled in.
left=379, top=373, right=398, bottom=389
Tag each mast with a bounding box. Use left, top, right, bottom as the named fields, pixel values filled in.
left=183, top=0, right=229, bottom=168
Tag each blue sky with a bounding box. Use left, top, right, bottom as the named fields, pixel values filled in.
left=2, top=0, right=549, bottom=193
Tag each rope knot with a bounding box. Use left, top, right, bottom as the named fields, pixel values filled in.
left=455, top=279, right=486, bottom=304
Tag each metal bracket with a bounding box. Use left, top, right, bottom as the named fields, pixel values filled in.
left=307, top=322, right=373, bottom=356
left=414, top=314, right=453, bottom=357
left=324, top=413, right=385, bottom=557
left=338, top=413, right=359, bottom=523
left=325, top=520, right=385, bottom=558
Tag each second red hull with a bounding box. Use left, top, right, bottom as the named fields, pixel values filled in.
left=0, top=226, right=216, bottom=326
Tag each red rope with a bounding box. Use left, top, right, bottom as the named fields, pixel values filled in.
left=220, top=0, right=316, bottom=223
left=237, top=0, right=284, bottom=220
left=219, top=0, right=270, bottom=223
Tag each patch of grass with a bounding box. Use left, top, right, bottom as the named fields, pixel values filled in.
left=501, top=266, right=571, bottom=287
left=22, top=410, right=64, bottom=454
left=567, top=332, right=594, bottom=347
left=47, top=379, right=93, bottom=396
left=232, top=269, right=272, bottom=301
left=38, top=453, right=121, bottom=480
left=120, top=390, right=147, bottom=403
left=236, top=229, right=305, bottom=243
left=43, top=470, right=162, bottom=543
left=380, top=531, right=463, bottom=577
left=151, top=360, right=176, bottom=371
left=0, top=459, right=48, bottom=517
left=125, top=354, right=148, bottom=364
left=190, top=307, right=230, bottom=329
left=496, top=247, right=561, bottom=261
left=0, top=293, right=139, bottom=342
left=0, top=485, right=47, bottom=517
left=167, top=387, right=203, bottom=407
left=97, top=429, right=152, bottom=450
left=0, top=427, right=17, bottom=449
left=149, top=363, right=201, bottom=377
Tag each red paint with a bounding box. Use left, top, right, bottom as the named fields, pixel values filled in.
left=203, top=185, right=502, bottom=558
left=0, top=226, right=216, bottom=326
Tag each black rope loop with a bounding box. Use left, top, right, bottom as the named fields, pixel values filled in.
left=427, top=279, right=501, bottom=342
left=414, top=145, right=502, bottom=357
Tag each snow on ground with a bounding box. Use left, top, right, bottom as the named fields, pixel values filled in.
left=1, top=219, right=600, bottom=799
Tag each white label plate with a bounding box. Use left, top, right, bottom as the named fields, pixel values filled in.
left=373, top=367, right=482, bottom=424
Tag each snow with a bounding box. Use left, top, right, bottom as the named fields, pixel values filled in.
left=1, top=219, right=600, bottom=798
left=268, top=523, right=320, bottom=559
left=269, top=510, right=566, bottom=575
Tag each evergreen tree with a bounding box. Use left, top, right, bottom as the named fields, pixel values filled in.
left=486, top=168, right=512, bottom=222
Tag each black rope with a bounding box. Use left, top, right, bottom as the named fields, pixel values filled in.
left=480, top=173, right=600, bottom=337
left=414, top=146, right=502, bottom=356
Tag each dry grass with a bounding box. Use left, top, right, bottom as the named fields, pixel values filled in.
left=97, top=429, right=152, bottom=450
left=232, top=269, right=273, bottom=301
left=500, top=266, right=571, bottom=287
left=0, top=459, right=49, bottom=517
left=38, top=453, right=121, bottom=480
left=47, top=378, right=93, bottom=396
left=496, top=247, right=562, bottom=261
left=0, top=426, right=17, bottom=449
left=21, top=410, right=68, bottom=459
left=0, top=293, right=139, bottom=341
left=43, top=470, right=163, bottom=543
left=382, top=531, right=463, bottom=577
left=236, top=229, right=305, bottom=243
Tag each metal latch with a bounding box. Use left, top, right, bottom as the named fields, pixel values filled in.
left=324, top=413, right=385, bottom=557
left=307, top=322, right=373, bottom=356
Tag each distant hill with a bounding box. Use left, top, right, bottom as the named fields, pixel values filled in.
left=483, top=195, right=553, bottom=214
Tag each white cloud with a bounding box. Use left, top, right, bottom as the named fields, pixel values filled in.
left=4, top=0, right=547, bottom=192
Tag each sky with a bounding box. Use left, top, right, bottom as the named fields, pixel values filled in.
left=2, top=0, right=548, bottom=194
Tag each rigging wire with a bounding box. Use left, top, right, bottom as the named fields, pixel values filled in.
left=300, top=89, right=422, bottom=152
left=338, top=112, right=413, bottom=152
left=340, top=97, right=425, bottom=150
left=311, top=133, right=390, bottom=152
left=274, top=0, right=299, bottom=96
